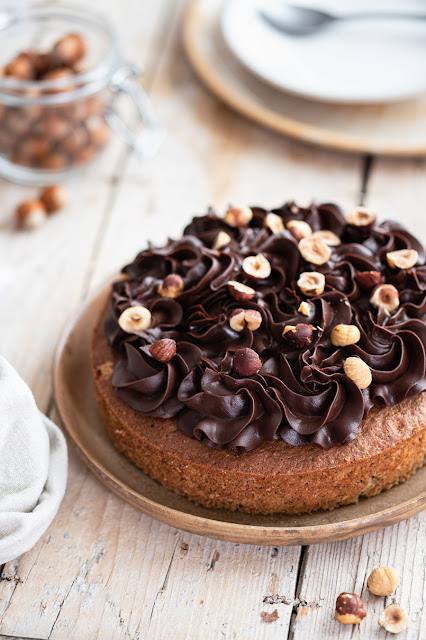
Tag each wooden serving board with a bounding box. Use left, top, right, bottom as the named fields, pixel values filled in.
left=182, top=0, right=426, bottom=156
left=54, top=282, right=426, bottom=546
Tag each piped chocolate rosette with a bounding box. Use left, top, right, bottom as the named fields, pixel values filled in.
left=104, top=201, right=426, bottom=451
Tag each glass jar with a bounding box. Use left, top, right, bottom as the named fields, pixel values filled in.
left=0, top=4, right=163, bottom=185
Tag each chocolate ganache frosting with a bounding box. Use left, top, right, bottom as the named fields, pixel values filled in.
left=104, top=201, right=426, bottom=451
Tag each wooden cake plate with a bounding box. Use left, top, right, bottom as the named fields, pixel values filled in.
left=182, top=0, right=426, bottom=156
left=54, top=283, right=426, bottom=546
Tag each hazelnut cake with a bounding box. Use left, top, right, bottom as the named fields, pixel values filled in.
left=91, top=201, right=426, bottom=514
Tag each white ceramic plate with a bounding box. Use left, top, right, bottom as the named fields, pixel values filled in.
left=221, top=0, right=426, bottom=104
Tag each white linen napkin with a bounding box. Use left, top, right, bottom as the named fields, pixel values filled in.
left=0, top=356, right=67, bottom=564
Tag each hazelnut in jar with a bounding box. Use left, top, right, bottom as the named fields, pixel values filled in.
left=0, top=5, right=162, bottom=185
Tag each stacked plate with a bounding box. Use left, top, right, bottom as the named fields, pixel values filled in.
left=183, top=0, right=426, bottom=155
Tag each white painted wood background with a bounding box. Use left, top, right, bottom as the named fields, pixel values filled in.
left=0, top=1, right=425, bottom=638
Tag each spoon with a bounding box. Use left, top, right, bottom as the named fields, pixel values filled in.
left=259, top=2, right=426, bottom=36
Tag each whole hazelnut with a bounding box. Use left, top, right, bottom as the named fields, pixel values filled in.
left=311, top=229, right=341, bottom=247
left=227, top=280, right=255, bottom=302
left=212, top=231, right=232, bottom=251
left=11, top=150, right=33, bottom=167
left=0, top=124, right=14, bottom=151
left=86, top=119, right=110, bottom=148
left=16, top=199, right=47, bottom=230
left=346, top=206, right=377, bottom=227
left=229, top=308, right=262, bottom=332
left=50, top=33, right=87, bottom=67
left=330, top=324, right=361, bottom=347
left=40, top=185, right=68, bottom=214
left=386, top=249, right=418, bottom=270
left=149, top=338, right=177, bottom=363
left=242, top=253, right=272, bottom=280
left=355, top=270, right=383, bottom=291
left=21, top=94, right=44, bottom=122
left=118, top=306, right=152, bottom=333
left=370, top=284, right=399, bottom=313
left=233, top=348, right=262, bottom=377
left=5, top=109, right=32, bottom=137
left=297, top=271, right=325, bottom=296
left=5, top=53, right=35, bottom=80
left=36, top=114, right=70, bottom=141
left=39, top=151, right=69, bottom=170
left=158, top=274, right=184, bottom=298
left=335, top=592, right=366, bottom=625
left=225, top=205, right=253, bottom=227
left=367, top=566, right=399, bottom=596
left=19, top=137, right=51, bottom=161
left=73, top=146, right=96, bottom=165
left=59, top=126, right=89, bottom=155
left=42, top=67, right=75, bottom=93
left=84, top=96, right=105, bottom=117
left=283, top=323, right=314, bottom=348
left=264, top=212, right=284, bottom=234
left=299, top=236, right=332, bottom=265
left=378, top=604, right=409, bottom=634
left=286, top=219, right=312, bottom=241
left=343, top=356, right=372, bottom=389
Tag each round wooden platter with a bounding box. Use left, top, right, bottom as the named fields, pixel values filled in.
left=182, top=0, right=426, bottom=156
left=54, top=282, right=426, bottom=546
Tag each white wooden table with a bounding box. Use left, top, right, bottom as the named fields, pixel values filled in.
left=0, top=1, right=425, bottom=638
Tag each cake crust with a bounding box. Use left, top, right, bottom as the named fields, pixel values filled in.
left=91, top=309, right=426, bottom=515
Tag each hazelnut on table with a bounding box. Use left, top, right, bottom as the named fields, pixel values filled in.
left=367, top=566, right=399, bottom=596
left=40, top=185, right=68, bottom=214
left=16, top=199, right=47, bottom=230
left=335, top=592, right=366, bottom=624
left=379, top=604, right=409, bottom=634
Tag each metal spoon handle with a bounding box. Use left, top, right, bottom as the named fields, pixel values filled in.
left=345, top=11, right=426, bottom=21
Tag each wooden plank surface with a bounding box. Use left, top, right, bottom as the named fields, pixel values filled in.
left=0, top=1, right=425, bottom=639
